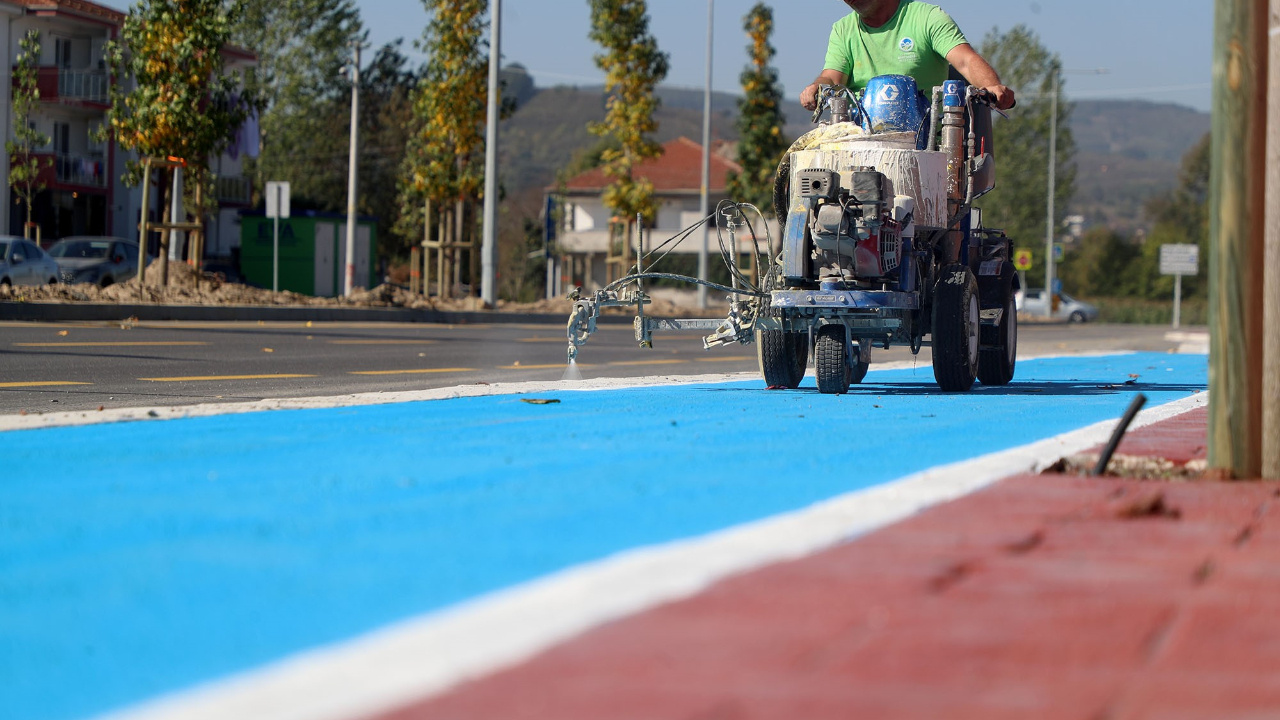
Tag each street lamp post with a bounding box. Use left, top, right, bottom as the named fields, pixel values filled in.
left=481, top=0, right=502, bottom=306
left=697, top=0, right=713, bottom=309
left=343, top=41, right=361, bottom=297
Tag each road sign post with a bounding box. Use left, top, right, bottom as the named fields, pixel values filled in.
left=266, top=181, right=291, bottom=293
left=1160, top=243, right=1199, bottom=330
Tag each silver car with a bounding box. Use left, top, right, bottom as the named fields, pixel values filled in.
left=0, top=236, right=60, bottom=286
left=47, top=236, right=143, bottom=287
left=1017, top=288, right=1100, bottom=323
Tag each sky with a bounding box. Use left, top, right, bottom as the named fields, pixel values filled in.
left=94, top=0, right=1214, bottom=113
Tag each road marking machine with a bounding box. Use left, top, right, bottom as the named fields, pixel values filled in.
left=566, top=75, right=1018, bottom=393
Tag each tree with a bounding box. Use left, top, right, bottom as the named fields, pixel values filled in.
left=975, top=25, right=1075, bottom=286
left=1139, top=132, right=1210, bottom=299
left=398, top=0, right=490, bottom=295
left=230, top=0, right=363, bottom=212
left=105, top=0, right=260, bottom=281
left=726, top=3, right=787, bottom=217
left=587, top=0, right=669, bottom=227
left=6, top=30, right=51, bottom=240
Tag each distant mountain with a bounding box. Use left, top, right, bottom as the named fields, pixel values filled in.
left=497, top=81, right=1209, bottom=236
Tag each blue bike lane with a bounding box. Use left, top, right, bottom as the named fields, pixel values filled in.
left=1, top=353, right=1207, bottom=720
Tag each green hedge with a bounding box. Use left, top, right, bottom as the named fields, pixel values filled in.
left=1090, top=296, right=1208, bottom=325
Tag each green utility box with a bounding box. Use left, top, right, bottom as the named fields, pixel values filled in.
left=239, top=212, right=378, bottom=296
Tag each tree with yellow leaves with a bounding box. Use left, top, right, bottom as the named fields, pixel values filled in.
left=726, top=3, right=786, bottom=217
left=588, top=0, right=669, bottom=227
left=397, top=0, right=489, bottom=296
left=103, top=0, right=260, bottom=282
left=6, top=30, right=51, bottom=240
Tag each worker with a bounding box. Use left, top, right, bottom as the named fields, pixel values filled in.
left=800, top=0, right=1016, bottom=112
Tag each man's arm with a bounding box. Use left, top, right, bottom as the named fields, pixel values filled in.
left=945, top=43, right=1016, bottom=110
left=800, top=69, right=849, bottom=111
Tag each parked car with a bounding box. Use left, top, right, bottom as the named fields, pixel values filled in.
left=0, top=236, right=60, bottom=286
left=1016, top=288, right=1100, bottom=323
left=47, top=236, right=144, bottom=287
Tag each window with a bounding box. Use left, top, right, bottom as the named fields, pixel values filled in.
left=54, top=37, right=72, bottom=68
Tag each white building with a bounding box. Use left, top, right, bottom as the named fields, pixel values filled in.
left=2, top=0, right=253, bottom=260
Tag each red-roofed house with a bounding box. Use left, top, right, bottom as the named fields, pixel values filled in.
left=553, top=136, right=760, bottom=292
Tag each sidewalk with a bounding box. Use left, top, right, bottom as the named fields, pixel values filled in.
left=376, top=406, right=1280, bottom=720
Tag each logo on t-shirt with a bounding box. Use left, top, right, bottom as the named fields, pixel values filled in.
left=899, top=37, right=916, bottom=53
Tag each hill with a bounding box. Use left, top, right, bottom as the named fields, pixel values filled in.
left=497, top=84, right=1210, bottom=236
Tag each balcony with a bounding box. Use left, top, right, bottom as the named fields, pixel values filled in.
left=58, top=70, right=109, bottom=103
left=55, top=154, right=107, bottom=188
left=216, top=175, right=252, bottom=205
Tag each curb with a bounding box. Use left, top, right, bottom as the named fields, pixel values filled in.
left=0, top=302, right=636, bottom=326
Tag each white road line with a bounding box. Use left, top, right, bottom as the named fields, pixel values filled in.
left=90, top=392, right=1208, bottom=720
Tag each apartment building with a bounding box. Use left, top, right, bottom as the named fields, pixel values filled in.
left=2, top=0, right=254, bottom=259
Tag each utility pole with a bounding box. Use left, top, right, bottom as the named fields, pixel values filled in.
left=697, top=0, right=713, bottom=309
left=1264, top=0, right=1280, bottom=479
left=343, top=40, right=361, bottom=296
left=481, top=0, right=502, bottom=306
left=1209, top=0, right=1268, bottom=478
left=1043, top=68, right=1058, bottom=317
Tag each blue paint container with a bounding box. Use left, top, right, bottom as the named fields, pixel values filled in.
left=862, top=75, right=928, bottom=134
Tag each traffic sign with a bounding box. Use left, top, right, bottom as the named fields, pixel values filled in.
left=1159, top=244, right=1199, bottom=276
left=266, top=181, right=291, bottom=219
left=1053, top=243, right=1064, bottom=262
left=1014, top=249, right=1033, bottom=271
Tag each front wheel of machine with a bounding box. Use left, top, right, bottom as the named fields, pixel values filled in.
left=932, top=265, right=980, bottom=392
left=978, top=286, right=1018, bottom=386
left=757, top=327, right=807, bottom=389
left=815, top=324, right=851, bottom=395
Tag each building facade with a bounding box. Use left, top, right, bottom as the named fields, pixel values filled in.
left=552, top=137, right=763, bottom=293
left=2, top=0, right=253, bottom=259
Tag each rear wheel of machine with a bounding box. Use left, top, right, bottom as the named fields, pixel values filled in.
left=816, top=324, right=851, bottom=395
left=931, top=265, right=980, bottom=392
left=978, top=273, right=1017, bottom=386
left=849, top=338, right=870, bottom=384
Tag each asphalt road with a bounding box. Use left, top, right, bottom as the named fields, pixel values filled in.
left=0, top=318, right=1198, bottom=414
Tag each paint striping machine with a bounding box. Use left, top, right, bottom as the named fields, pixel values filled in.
left=566, top=75, right=1019, bottom=393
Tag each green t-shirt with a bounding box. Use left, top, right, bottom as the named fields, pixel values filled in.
left=823, top=0, right=968, bottom=94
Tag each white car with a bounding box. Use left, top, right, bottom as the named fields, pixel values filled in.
left=0, top=236, right=60, bottom=286
left=1016, top=288, right=1099, bottom=323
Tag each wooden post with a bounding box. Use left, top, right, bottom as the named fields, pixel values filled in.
left=136, top=158, right=152, bottom=300
left=1265, top=0, right=1280, bottom=479
left=409, top=246, right=421, bottom=295
left=1208, top=0, right=1268, bottom=477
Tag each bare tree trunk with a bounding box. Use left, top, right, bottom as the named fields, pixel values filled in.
left=158, top=167, right=171, bottom=288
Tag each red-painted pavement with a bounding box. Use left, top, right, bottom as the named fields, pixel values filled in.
left=373, top=405, right=1280, bottom=720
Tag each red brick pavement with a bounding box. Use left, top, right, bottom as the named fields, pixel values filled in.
left=374, top=405, right=1280, bottom=720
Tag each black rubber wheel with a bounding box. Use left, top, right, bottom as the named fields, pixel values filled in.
left=815, top=324, right=851, bottom=395
left=978, top=286, right=1017, bottom=386
left=772, top=156, right=791, bottom=222
left=849, top=338, right=870, bottom=384
left=931, top=265, right=980, bottom=392
left=756, top=270, right=808, bottom=388
left=1070, top=310, right=1086, bottom=323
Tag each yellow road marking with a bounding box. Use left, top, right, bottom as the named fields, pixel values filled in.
left=0, top=381, right=92, bottom=388
left=14, top=341, right=209, bottom=348
left=498, top=363, right=594, bottom=370
left=348, top=368, right=476, bottom=376
left=606, top=359, right=687, bottom=367
left=327, top=340, right=436, bottom=345
left=516, top=338, right=565, bottom=343
left=697, top=356, right=754, bottom=362
left=140, top=374, right=317, bottom=382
